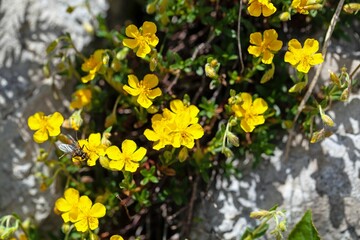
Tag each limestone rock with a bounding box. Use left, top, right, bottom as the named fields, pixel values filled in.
left=0, top=0, right=107, bottom=224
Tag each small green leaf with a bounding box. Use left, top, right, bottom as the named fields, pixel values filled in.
left=288, top=210, right=321, bottom=240
left=46, top=39, right=59, bottom=54
left=289, top=82, right=307, bottom=93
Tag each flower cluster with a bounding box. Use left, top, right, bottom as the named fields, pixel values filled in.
left=231, top=93, right=268, bottom=133
left=55, top=188, right=106, bottom=233
left=123, top=21, right=159, bottom=58
left=27, top=111, right=64, bottom=143
left=248, top=29, right=283, bottom=64
left=144, top=100, right=204, bottom=150
left=123, top=74, right=162, bottom=108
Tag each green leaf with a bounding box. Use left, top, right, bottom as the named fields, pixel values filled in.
left=288, top=210, right=321, bottom=240
left=46, top=39, right=59, bottom=54
left=260, top=63, right=275, bottom=84
left=288, top=82, right=307, bottom=93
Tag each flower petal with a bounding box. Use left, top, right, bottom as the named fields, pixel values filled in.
left=125, top=24, right=140, bottom=38
left=90, top=203, right=106, bottom=218
left=143, top=74, right=159, bottom=88
left=88, top=217, right=100, bottom=230
left=131, top=147, right=147, bottom=162
left=109, top=159, right=125, bottom=170
left=121, top=139, right=137, bottom=155
left=124, top=161, right=139, bottom=172
left=249, top=32, right=263, bottom=46
left=142, top=21, right=157, bottom=35
left=74, top=218, right=89, bottom=232
left=252, top=98, right=268, bottom=114
left=137, top=93, right=153, bottom=108
left=28, top=112, right=44, bottom=130
left=33, top=128, right=49, bottom=143
left=147, top=88, right=162, bottom=99
left=123, top=38, right=139, bottom=49
left=106, top=145, right=121, bottom=160
left=136, top=44, right=151, bottom=58
left=241, top=92, right=253, bottom=110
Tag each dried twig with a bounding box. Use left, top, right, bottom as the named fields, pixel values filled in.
left=237, top=0, right=245, bottom=74
left=284, top=0, right=345, bottom=160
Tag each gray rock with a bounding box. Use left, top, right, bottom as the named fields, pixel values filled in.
left=0, top=0, right=107, bottom=224
left=190, top=54, right=360, bottom=239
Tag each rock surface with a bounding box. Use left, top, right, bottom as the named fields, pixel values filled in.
left=190, top=53, right=360, bottom=239
left=0, top=0, right=107, bottom=223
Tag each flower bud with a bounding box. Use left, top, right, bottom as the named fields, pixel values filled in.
left=250, top=210, right=270, bottom=219
left=205, top=63, right=217, bottom=79
left=279, top=12, right=291, bottom=21
left=321, top=113, right=335, bottom=127
left=329, top=71, right=341, bottom=87
left=340, top=88, right=349, bottom=101
left=146, top=2, right=156, bottom=14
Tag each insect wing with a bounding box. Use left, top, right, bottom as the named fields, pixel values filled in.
left=56, top=142, right=77, bottom=153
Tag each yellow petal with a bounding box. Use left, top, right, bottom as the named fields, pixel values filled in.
left=55, top=198, right=72, bottom=212
left=143, top=74, right=159, bottom=88
left=241, top=119, right=255, bottom=133
left=33, top=128, right=49, bottom=143
left=110, top=235, right=124, bottom=240
left=142, top=21, right=157, bottom=35
left=90, top=203, right=106, bottom=218
left=127, top=74, right=139, bottom=88
left=284, top=51, right=299, bottom=65
left=121, top=139, right=137, bottom=155
left=125, top=24, right=140, bottom=38
left=187, top=124, right=204, bottom=139
left=109, top=159, right=125, bottom=170
left=81, top=73, right=95, bottom=83
left=88, top=217, right=99, bottom=230
left=262, top=4, right=276, bottom=17
left=249, top=32, right=263, bottom=46
left=124, top=161, right=139, bottom=172
left=106, top=145, right=121, bottom=160
left=252, top=98, right=268, bottom=114
left=64, top=188, right=80, bottom=204
left=261, top=50, right=274, bottom=64
left=147, top=88, right=162, bottom=99
left=123, top=85, right=141, bottom=96
left=296, top=61, right=311, bottom=73
left=123, top=38, right=139, bottom=49
left=78, top=196, right=92, bottom=212
left=131, top=147, right=147, bottom=162
left=248, top=2, right=262, bottom=17
left=28, top=112, right=44, bottom=130
left=144, top=129, right=160, bottom=141
left=248, top=45, right=262, bottom=57
left=88, top=133, right=101, bottom=146
left=288, top=39, right=302, bottom=51
left=303, top=38, right=319, bottom=54
left=137, top=93, right=153, bottom=108
left=74, top=218, right=89, bottom=232
left=136, top=44, right=151, bottom=58
left=241, top=92, right=253, bottom=110
left=309, top=53, right=324, bottom=65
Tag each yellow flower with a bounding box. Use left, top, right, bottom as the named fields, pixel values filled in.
left=73, top=196, right=106, bottom=232
left=28, top=111, right=64, bottom=143
left=81, top=49, right=108, bottom=83
left=110, top=235, right=124, bottom=240
left=55, top=188, right=80, bottom=223
left=247, top=0, right=277, bottom=17
left=78, top=133, right=107, bottom=166
left=248, top=29, right=283, bottom=64
left=291, top=0, right=323, bottom=14
left=284, top=38, right=324, bottom=73
left=231, top=93, right=268, bottom=132
left=70, top=88, right=92, bottom=109
left=123, top=21, right=159, bottom=58
left=105, top=140, right=147, bottom=172
left=144, top=114, right=171, bottom=150
left=123, top=74, right=162, bottom=108
left=144, top=100, right=204, bottom=150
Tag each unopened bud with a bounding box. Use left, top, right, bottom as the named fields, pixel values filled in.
left=279, top=220, right=287, bottom=232
left=205, top=63, right=217, bottom=79
left=226, top=131, right=239, bottom=147
left=310, top=128, right=332, bottom=143
left=279, top=12, right=291, bottom=21
left=250, top=210, right=270, bottom=219
left=321, top=113, right=335, bottom=127
left=303, top=3, right=323, bottom=11
left=340, top=88, right=349, bottom=101
left=146, top=2, right=156, bottom=14
left=329, top=71, right=341, bottom=87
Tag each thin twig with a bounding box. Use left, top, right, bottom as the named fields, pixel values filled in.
left=237, top=0, right=245, bottom=74
left=284, top=0, right=345, bottom=161
left=182, top=175, right=200, bottom=238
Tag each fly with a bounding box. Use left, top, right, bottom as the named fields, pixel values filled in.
left=56, top=134, right=88, bottom=161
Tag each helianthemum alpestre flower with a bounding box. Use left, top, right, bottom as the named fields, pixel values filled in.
left=248, top=29, right=283, bottom=64
left=231, top=93, right=268, bottom=133
left=78, top=133, right=107, bottom=166
left=55, top=188, right=80, bottom=223
left=247, top=0, right=277, bottom=17
left=81, top=49, right=108, bottom=83
left=291, top=0, right=323, bottom=14
left=123, top=74, right=162, bottom=108
left=70, top=88, right=92, bottom=110
left=105, top=140, right=147, bottom=172
left=122, top=21, right=159, bottom=58
left=28, top=111, right=64, bottom=143
left=73, top=195, right=106, bottom=232
left=144, top=99, right=204, bottom=150
left=284, top=38, right=324, bottom=73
